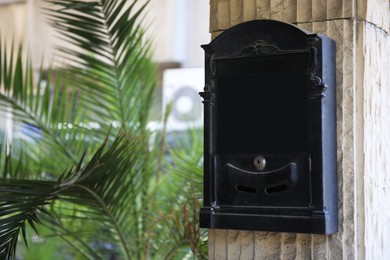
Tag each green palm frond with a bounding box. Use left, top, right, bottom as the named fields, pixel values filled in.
left=0, top=38, right=102, bottom=176
left=59, top=137, right=145, bottom=258
left=1, top=0, right=156, bottom=179
left=46, top=0, right=156, bottom=132
left=0, top=0, right=206, bottom=259
left=1, top=179, right=60, bottom=259
left=0, top=134, right=137, bottom=259
left=147, top=128, right=206, bottom=259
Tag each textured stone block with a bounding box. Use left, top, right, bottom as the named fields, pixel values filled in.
left=256, top=0, right=270, bottom=20
left=208, top=229, right=216, bottom=259
left=230, top=0, right=243, bottom=26
left=281, top=233, right=297, bottom=259
left=227, top=230, right=241, bottom=259
left=297, top=0, right=312, bottom=22
left=210, top=0, right=356, bottom=33
left=254, top=232, right=281, bottom=259
left=214, top=229, right=228, bottom=259
left=217, top=0, right=231, bottom=30
left=282, top=0, right=298, bottom=22
left=327, top=0, right=343, bottom=20
left=312, top=0, right=327, bottom=21
left=269, top=0, right=284, bottom=21
left=210, top=0, right=218, bottom=33
left=295, top=233, right=311, bottom=258
left=243, top=0, right=256, bottom=21
left=362, top=21, right=390, bottom=259
left=240, top=231, right=255, bottom=259
left=358, top=0, right=389, bottom=32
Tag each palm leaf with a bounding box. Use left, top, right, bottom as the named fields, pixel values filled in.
left=39, top=2, right=158, bottom=256
left=145, top=128, right=206, bottom=259
left=0, top=37, right=104, bottom=177
left=43, top=133, right=154, bottom=259
left=0, top=134, right=137, bottom=259
left=46, top=0, right=156, bottom=133
left=0, top=0, right=189, bottom=259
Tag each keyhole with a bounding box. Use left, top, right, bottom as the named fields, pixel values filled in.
left=254, top=155, right=266, bottom=171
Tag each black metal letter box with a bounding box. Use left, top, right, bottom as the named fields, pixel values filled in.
left=199, top=20, right=337, bottom=234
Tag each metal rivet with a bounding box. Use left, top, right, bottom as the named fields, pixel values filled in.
left=254, top=155, right=266, bottom=171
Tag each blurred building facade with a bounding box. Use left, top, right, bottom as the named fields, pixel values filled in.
left=0, top=0, right=210, bottom=125
left=0, top=0, right=210, bottom=70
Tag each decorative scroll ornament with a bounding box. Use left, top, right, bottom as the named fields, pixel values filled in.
left=199, top=91, right=215, bottom=105
left=308, top=73, right=327, bottom=98
left=241, top=40, right=283, bottom=56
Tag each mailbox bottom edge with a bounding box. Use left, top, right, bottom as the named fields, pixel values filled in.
left=199, top=207, right=338, bottom=235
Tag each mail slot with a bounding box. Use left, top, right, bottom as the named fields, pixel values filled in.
left=199, top=20, right=338, bottom=234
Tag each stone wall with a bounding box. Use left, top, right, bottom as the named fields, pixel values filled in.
left=207, top=0, right=389, bottom=259
left=361, top=22, right=390, bottom=259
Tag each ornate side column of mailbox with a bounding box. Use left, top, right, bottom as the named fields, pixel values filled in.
left=206, top=1, right=389, bottom=259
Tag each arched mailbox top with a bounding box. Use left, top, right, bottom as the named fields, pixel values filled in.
left=201, top=19, right=335, bottom=99
left=203, top=20, right=321, bottom=56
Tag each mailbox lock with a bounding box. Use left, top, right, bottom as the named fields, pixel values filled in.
left=254, top=155, right=266, bottom=171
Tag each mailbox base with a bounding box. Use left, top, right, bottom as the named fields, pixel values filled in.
left=200, top=207, right=337, bottom=234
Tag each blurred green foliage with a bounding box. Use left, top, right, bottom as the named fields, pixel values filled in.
left=0, top=0, right=206, bottom=259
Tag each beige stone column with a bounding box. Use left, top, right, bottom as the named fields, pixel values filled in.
left=207, top=0, right=389, bottom=259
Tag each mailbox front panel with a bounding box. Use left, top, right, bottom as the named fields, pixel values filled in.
left=216, top=53, right=309, bottom=154
left=200, top=20, right=338, bottom=234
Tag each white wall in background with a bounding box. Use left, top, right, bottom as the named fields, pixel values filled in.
left=0, top=0, right=210, bottom=69
left=145, top=0, right=210, bottom=67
